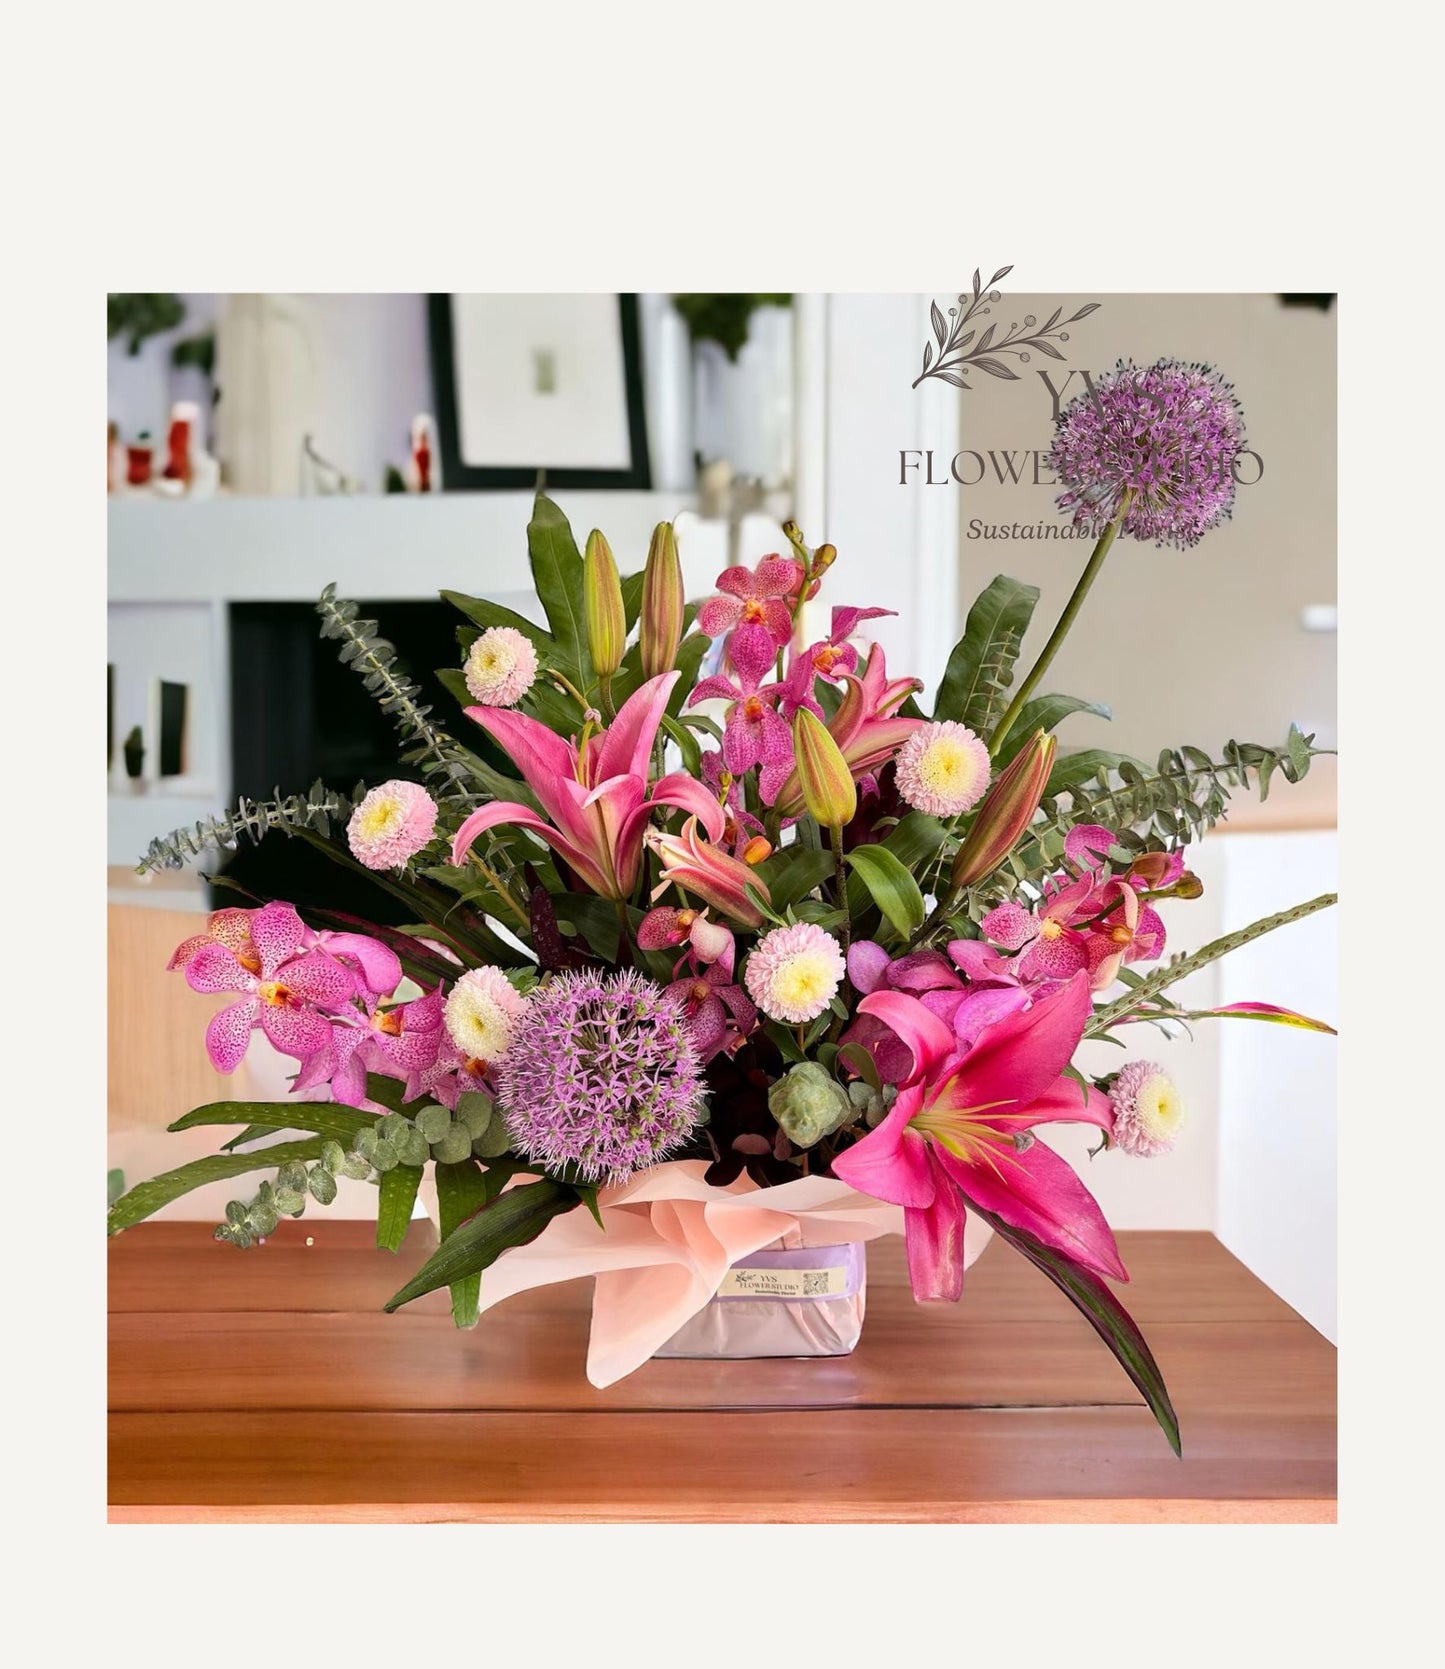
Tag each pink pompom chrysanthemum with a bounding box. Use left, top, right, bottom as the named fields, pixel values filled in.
left=894, top=721, right=992, bottom=816
left=1108, top=1060, right=1184, bottom=1157
left=443, top=966, right=528, bottom=1067
left=495, top=969, right=706, bottom=1184
left=464, top=626, right=538, bottom=707
left=1048, top=358, right=1245, bottom=549
left=745, top=922, right=846, bottom=1024
left=347, top=780, right=438, bottom=870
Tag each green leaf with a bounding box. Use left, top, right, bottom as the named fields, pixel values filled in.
left=168, top=1101, right=376, bottom=1145
left=1044, top=749, right=1148, bottom=797
left=528, top=493, right=592, bottom=690
left=435, top=1159, right=494, bottom=1328
left=440, top=589, right=550, bottom=654
left=376, top=1164, right=424, bottom=1254
left=994, top=694, right=1111, bottom=767
left=383, top=1179, right=577, bottom=1312
left=934, top=575, right=1040, bottom=734
left=844, top=812, right=947, bottom=920
left=658, top=713, right=702, bottom=777
left=845, top=846, right=926, bottom=938
left=107, top=1139, right=327, bottom=1235
left=755, top=846, right=836, bottom=909
left=107, top=1168, right=125, bottom=1206
left=959, top=1189, right=1181, bottom=1457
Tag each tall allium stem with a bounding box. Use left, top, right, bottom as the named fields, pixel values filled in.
left=991, top=488, right=1134, bottom=757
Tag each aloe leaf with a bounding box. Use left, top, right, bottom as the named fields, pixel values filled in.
left=377, top=1164, right=424, bottom=1254
left=435, top=1159, right=494, bottom=1327
left=168, top=1101, right=376, bottom=1144
left=959, top=1188, right=1181, bottom=1457
left=108, top=1139, right=327, bottom=1235
left=934, top=575, right=1040, bottom=734
left=383, top=1179, right=577, bottom=1312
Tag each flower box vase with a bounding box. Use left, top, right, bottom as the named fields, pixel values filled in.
left=652, top=1242, right=869, bottom=1361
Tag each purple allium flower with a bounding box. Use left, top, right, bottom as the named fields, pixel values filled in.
left=1047, top=359, right=1245, bottom=549
left=495, top=969, right=706, bottom=1184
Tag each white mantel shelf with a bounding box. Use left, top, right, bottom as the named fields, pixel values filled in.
left=108, top=492, right=710, bottom=604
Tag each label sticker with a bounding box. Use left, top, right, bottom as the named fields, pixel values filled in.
left=717, top=1265, right=849, bottom=1300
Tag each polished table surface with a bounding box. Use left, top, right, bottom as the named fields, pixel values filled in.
left=108, top=1223, right=1336, bottom=1522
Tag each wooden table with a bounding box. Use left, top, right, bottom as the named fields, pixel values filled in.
left=109, top=1224, right=1336, bottom=1523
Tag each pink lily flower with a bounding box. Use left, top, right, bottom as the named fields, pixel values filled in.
left=831, top=974, right=1123, bottom=1301
left=695, top=556, right=805, bottom=682
left=645, top=816, right=771, bottom=928
left=779, top=606, right=896, bottom=720
left=450, top=671, right=725, bottom=900
left=182, top=902, right=358, bottom=1073
left=688, top=671, right=794, bottom=804
left=774, top=644, right=924, bottom=814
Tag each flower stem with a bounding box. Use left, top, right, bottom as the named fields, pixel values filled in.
left=990, top=488, right=1134, bottom=758
left=467, top=855, right=531, bottom=931
left=830, top=822, right=851, bottom=951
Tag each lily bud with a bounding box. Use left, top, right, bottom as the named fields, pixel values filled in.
left=583, top=528, right=626, bottom=677
left=950, top=728, right=1056, bottom=888
left=793, top=708, right=858, bottom=830
left=639, top=521, right=685, bottom=678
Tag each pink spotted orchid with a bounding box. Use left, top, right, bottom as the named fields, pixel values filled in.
left=701, top=751, right=768, bottom=855
left=687, top=671, right=794, bottom=804
left=832, top=974, right=1123, bottom=1301
left=774, top=643, right=924, bottom=814
left=779, top=606, right=896, bottom=720
left=180, top=902, right=361, bottom=1073
left=695, top=556, right=806, bottom=682
left=294, top=983, right=447, bottom=1108
left=451, top=671, right=725, bottom=899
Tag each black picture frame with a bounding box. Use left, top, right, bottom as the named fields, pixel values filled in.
left=428, top=293, right=652, bottom=491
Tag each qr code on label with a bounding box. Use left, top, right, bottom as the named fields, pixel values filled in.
left=801, top=1271, right=830, bottom=1296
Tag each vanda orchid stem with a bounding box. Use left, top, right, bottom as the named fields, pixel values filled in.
left=991, top=489, right=1133, bottom=758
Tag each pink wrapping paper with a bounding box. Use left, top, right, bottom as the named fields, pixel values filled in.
left=423, top=1160, right=993, bottom=1387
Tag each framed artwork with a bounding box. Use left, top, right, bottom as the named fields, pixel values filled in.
left=429, top=293, right=651, bottom=490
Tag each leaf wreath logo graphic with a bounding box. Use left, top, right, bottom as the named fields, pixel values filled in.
left=913, top=266, right=1100, bottom=390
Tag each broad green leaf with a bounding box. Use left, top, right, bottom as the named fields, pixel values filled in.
left=435, top=1158, right=493, bottom=1328
left=845, top=846, right=926, bottom=938
left=107, top=1139, right=327, bottom=1235
left=934, top=575, right=1040, bottom=735
left=168, top=1101, right=375, bottom=1145
left=959, top=1189, right=1181, bottom=1457
left=528, top=493, right=592, bottom=690
left=994, top=694, right=1111, bottom=768
left=377, top=1164, right=424, bottom=1254
left=658, top=713, right=702, bottom=777
left=844, top=811, right=946, bottom=920
left=383, top=1179, right=576, bottom=1312
left=755, top=846, right=836, bottom=909
left=440, top=590, right=550, bottom=654
left=1044, top=748, right=1147, bottom=798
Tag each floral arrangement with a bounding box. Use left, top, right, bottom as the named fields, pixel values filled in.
left=112, top=360, right=1336, bottom=1455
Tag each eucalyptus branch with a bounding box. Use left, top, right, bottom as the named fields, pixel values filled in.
left=138, top=781, right=354, bottom=873
left=1086, top=892, right=1337, bottom=1038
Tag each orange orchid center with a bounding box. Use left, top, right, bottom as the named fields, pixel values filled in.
left=256, top=981, right=292, bottom=1008
left=374, top=1009, right=405, bottom=1036
left=741, top=600, right=768, bottom=625
left=1108, top=923, right=1134, bottom=946
left=741, top=695, right=765, bottom=722
left=1038, top=917, right=1066, bottom=941
left=463, top=1057, right=488, bottom=1079
left=237, top=948, right=262, bottom=975
left=689, top=979, right=712, bottom=1005
left=813, top=646, right=841, bottom=674
left=676, top=909, right=697, bottom=931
